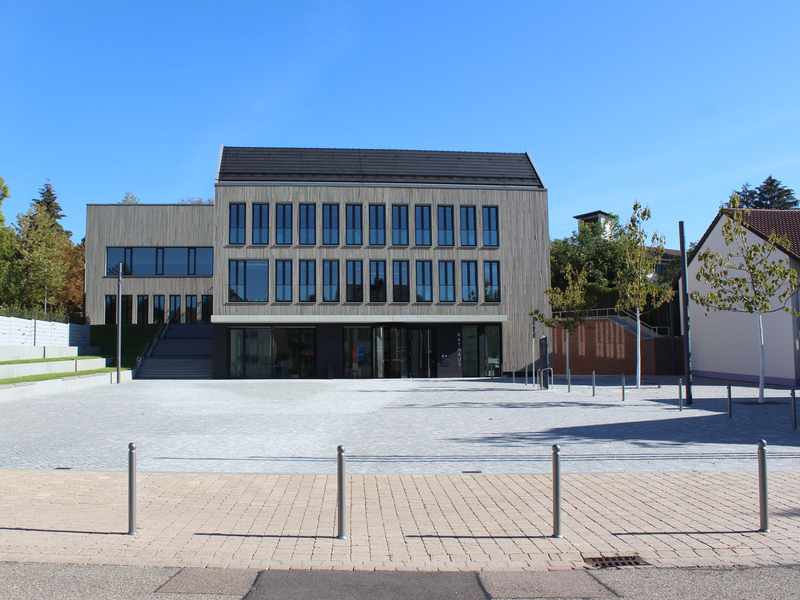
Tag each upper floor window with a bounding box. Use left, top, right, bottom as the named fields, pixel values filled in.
left=323, top=260, right=339, bottom=302
left=392, top=205, right=408, bottom=246
left=393, top=260, right=409, bottom=303
left=462, top=260, right=478, bottom=302
left=228, top=260, right=269, bottom=302
left=276, top=204, right=292, bottom=245
left=484, top=261, right=501, bottom=302
left=107, top=247, right=212, bottom=276
left=416, top=261, right=432, bottom=302
left=299, top=204, right=316, bottom=245
left=299, top=260, right=316, bottom=302
left=230, top=204, right=245, bottom=245
left=483, top=206, right=499, bottom=246
left=369, top=205, right=385, bottom=245
left=253, top=204, right=269, bottom=245
left=346, top=205, right=362, bottom=245
left=415, top=205, right=431, bottom=246
left=323, top=204, right=339, bottom=245
left=275, top=260, right=292, bottom=302
left=461, top=206, right=477, bottom=246
left=439, top=261, right=455, bottom=302
left=369, top=260, right=386, bottom=302
left=346, top=260, right=363, bottom=302
left=438, top=205, right=454, bottom=246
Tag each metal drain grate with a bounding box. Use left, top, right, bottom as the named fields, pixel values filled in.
left=584, top=555, right=648, bottom=568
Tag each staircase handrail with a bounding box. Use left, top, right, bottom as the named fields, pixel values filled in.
left=133, top=312, right=173, bottom=377
left=552, top=307, right=670, bottom=337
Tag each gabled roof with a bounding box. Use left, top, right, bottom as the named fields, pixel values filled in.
left=216, top=146, right=544, bottom=188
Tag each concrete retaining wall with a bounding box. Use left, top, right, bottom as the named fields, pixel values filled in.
left=0, top=370, right=133, bottom=402
left=0, top=358, right=111, bottom=380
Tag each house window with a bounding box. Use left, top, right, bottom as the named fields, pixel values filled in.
left=229, top=260, right=269, bottom=302
left=105, top=295, right=116, bottom=324
left=185, top=295, right=197, bottom=323
left=369, top=260, right=386, bottom=302
left=346, top=204, right=362, bottom=245
left=276, top=204, right=292, bottom=245
left=346, top=260, right=363, bottom=302
left=483, top=206, right=499, bottom=247
left=369, top=205, right=385, bottom=245
left=416, top=261, right=432, bottom=302
left=437, top=205, right=454, bottom=246
left=415, top=205, right=431, bottom=246
left=299, top=260, right=316, bottom=302
left=323, top=204, right=339, bottom=245
left=461, top=206, right=477, bottom=246
left=230, top=204, right=246, bottom=244
left=393, top=260, right=409, bottom=302
left=323, top=260, right=339, bottom=302
left=253, top=204, right=269, bottom=245
left=276, top=260, right=292, bottom=302
left=153, top=295, right=165, bottom=323
left=392, top=205, right=408, bottom=246
left=461, top=261, right=478, bottom=302
left=137, top=295, right=149, bottom=324
left=299, top=204, right=316, bottom=245
left=439, top=261, right=455, bottom=302
left=484, top=261, right=501, bottom=302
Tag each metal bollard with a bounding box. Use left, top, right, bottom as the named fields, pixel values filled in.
left=728, top=383, right=732, bottom=419
left=551, top=444, right=562, bottom=538
left=757, top=440, right=770, bottom=533
left=592, top=371, right=596, bottom=397
left=621, top=374, right=625, bottom=402
left=679, top=378, right=683, bottom=411
left=337, top=445, right=347, bottom=539
left=568, top=369, right=571, bottom=393
left=128, top=443, right=137, bottom=535
left=792, top=390, right=797, bottom=431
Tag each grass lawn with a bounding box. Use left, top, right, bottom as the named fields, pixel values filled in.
left=0, top=367, right=129, bottom=386
left=0, top=356, right=103, bottom=366
left=90, top=324, right=161, bottom=368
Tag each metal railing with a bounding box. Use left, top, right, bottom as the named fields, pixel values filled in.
left=133, top=311, right=173, bottom=376
left=552, top=307, right=670, bottom=337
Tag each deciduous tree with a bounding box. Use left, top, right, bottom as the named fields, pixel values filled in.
left=119, top=191, right=141, bottom=204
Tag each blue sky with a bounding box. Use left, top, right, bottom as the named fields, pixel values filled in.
left=2, top=1, right=799, bottom=250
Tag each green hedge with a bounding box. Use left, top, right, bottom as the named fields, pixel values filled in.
left=90, top=324, right=161, bottom=368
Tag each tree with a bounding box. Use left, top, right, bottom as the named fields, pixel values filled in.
left=531, top=263, right=591, bottom=379
left=178, top=196, right=214, bottom=205
left=730, top=176, right=797, bottom=210
left=616, top=202, right=674, bottom=388
left=33, top=180, right=71, bottom=237
left=0, top=176, right=14, bottom=260
left=55, top=238, right=85, bottom=317
left=691, top=194, right=800, bottom=403
left=119, top=191, right=141, bottom=204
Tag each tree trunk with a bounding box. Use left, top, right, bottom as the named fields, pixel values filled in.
left=636, top=307, right=642, bottom=388
left=759, top=313, right=765, bottom=404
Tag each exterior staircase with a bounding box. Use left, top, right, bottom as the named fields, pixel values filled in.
left=136, top=324, right=213, bottom=379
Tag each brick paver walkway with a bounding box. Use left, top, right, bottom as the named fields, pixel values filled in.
left=1, top=470, right=798, bottom=571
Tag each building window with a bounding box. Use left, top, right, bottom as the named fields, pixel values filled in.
left=106, top=247, right=131, bottom=275
left=323, top=260, right=339, bottom=302
left=483, top=206, right=499, bottom=247
left=137, top=295, right=149, bottom=324
left=230, top=204, right=245, bottom=244
left=369, top=260, right=386, bottom=302
left=229, top=260, right=269, bottom=302
left=346, top=204, right=362, bottom=245
left=276, top=260, right=292, bottom=302
left=392, top=205, right=408, bottom=246
left=201, top=295, right=212, bottom=324
left=253, top=204, right=269, bottom=245
left=369, top=205, right=385, bottom=245
left=415, top=205, right=431, bottom=246
left=299, top=204, right=316, bottom=245
left=121, top=295, right=133, bottom=324
left=185, top=295, right=197, bottom=323
left=153, top=295, right=165, bottom=323
left=346, top=260, right=363, bottom=302
left=484, top=261, right=501, bottom=302
left=299, top=260, right=316, bottom=302
left=439, top=261, right=455, bottom=302
left=169, top=295, right=181, bottom=323
left=438, top=205, right=454, bottom=246
left=461, top=206, right=477, bottom=246
left=106, top=247, right=212, bottom=276
left=393, top=260, right=409, bottom=302
left=462, top=261, right=478, bottom=302
left=416, top=261, right=432, bottom=302
left=323, top=204, right=339, bottom=245
left=276, top=204, right=292, bottom=245
left=104, top=295, right=116, bottom=324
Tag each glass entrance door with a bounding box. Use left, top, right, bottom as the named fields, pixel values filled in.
left=462, top=326, right=479, bottom=377
left=380, top=326, right=407, bottom=378
left=410, top=328, right=434, bottom=378
left=485, top=326, right=501, bottom=377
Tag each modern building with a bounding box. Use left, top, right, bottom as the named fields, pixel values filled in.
left=86, top=146, right=551, bottom=379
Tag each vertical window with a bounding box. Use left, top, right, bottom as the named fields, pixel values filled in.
left=230, top=204, right=245, bottom=244
left=153, top=295, right=165, bottom=323
left=346, top=260, right=363, bottom=302
left=415, top=205, right=431, bottom=246
left=201, top=295, right=213, bottom=324
left=253, top=204, right=269, bottom=245
left=156, top=248, right=164, bottom=275
left=416, top=261, right=432, bottom=302
left=346, top=204, right=362, bottom=245
left=121, top=295, right=133, bottom=324
left=393, top=260, right=409, bottom=302
left=369, top=260, right=386, bottom=302
left=437, top=205, right=454, bottom=246
left=137, top=295, right=149, bottom=324
left=299, top=260, right=316, bottom=302
left=104, top=295, right=116, bottom=324
left=169, top=295, right=181, bottom=323
left=323, top=204, right=339, bottom=245
left=323, top=260, right=339, bottom=302
left=484, top=261, right=501, bottom=301
left=483, top=206, right=499, bottom=246
left=299, top=204, right=316, bottom=245
left=461, top=206, right=477, bottom=246
left=439, top=261, right=455, bottom=302
left=461, top=261, right=478, bottom=302
left=276, top=204, right=292, bottom=245
left=392, top=205, right=408, bottom=246
left=185, top=295, right=197, bottom=323
left=276, top=260, right=292, bottom=302
left=229, top=261, right=268, bottom=302
left=369, top=205, right=385, bottom=245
